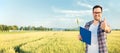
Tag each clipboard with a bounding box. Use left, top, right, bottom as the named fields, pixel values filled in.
left=80, top=27, right=91, bottom=45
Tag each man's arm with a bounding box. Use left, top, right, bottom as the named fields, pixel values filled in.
left=100, top=18, right=111, bottom=33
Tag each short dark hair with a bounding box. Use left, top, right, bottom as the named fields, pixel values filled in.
left=93, top=5, right=102, bottom=12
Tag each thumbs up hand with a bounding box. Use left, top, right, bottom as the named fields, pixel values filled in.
left=100, top=17, right=111, bottom=33
left=100, top=18, right=107, bottom=30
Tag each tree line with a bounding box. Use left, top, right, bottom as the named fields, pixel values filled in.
left=0, top=25, right=18, bottom=32
left=0, top=24, right=82, bottom=32
left=0, top=24, right=52, bottom=32
left=19, top=26, right=52, bottom=31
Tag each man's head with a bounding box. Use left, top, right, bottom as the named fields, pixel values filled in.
left=93, top=5, right=102, bottom=21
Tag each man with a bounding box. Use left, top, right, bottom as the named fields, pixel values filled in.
left=79, top=5, right=111, bottom=53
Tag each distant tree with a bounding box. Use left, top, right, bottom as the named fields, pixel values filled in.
left=0, top=25, right=9, bottom=32
left=8, top=26, right=12, bottom=30
left=31, top=26, right=35, bottom=30
left=20, top=26, right=24, bottom=30
left=0, top=25, right=3, bottom=31
left=23, top=26, right=29, bottom=30
left=4, top=25, right=9, bottom=31
left=27, top=26, right=31, bottom=30
left=12, top=25, right=18, bottom=30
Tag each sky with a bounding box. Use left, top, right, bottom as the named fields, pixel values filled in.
left=0, top=0, right=120, bottom=29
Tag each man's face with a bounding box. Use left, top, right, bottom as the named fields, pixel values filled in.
left=93, top=8, right=102, bottom=21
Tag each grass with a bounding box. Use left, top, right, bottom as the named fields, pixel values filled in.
left=0, top=31, right=120, bottom=53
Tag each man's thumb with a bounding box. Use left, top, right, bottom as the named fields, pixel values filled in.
left=104, top=17, right=106, bottom=21
left=103, top=17, right=107, bottom=22
left=103, top=17, right=107, bottom=25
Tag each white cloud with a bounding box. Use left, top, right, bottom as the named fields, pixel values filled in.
left=49, top=18, right=84, bottom=28
left=76, top=1, right=109, bottom=12
left=77, top=1, right=93, bottom=8
left=52, top=6, right=92, bottom=17
left=103, top=8, right=109, bottom=12
left=63, top=10, right=92, bottom=17
left=55, top=9, right=91, bottom=14
left=50, top=6, right=89, bottom=28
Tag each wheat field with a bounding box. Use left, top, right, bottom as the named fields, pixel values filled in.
left=0, top=31, right=120, bottom=53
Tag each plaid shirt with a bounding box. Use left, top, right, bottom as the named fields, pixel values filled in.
left=84, top=20, right=110, bottom=53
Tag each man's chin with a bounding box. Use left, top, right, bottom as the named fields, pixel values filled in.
left=95, top=19, right=100, bottom=21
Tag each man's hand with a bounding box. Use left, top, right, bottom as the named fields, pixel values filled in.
left=78, top=34, right=82, bottom=40
left=100, top=18, right=111, bottom=33
left=100, top=18, right=107, bottom=30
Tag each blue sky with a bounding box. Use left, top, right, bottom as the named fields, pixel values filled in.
left=0, top=0, right=120, bottom=29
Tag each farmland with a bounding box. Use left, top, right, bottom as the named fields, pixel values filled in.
left=0, top=31, right=120, bottom=53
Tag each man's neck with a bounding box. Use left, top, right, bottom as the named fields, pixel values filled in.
left=93, top=20, right=99, bottom=25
